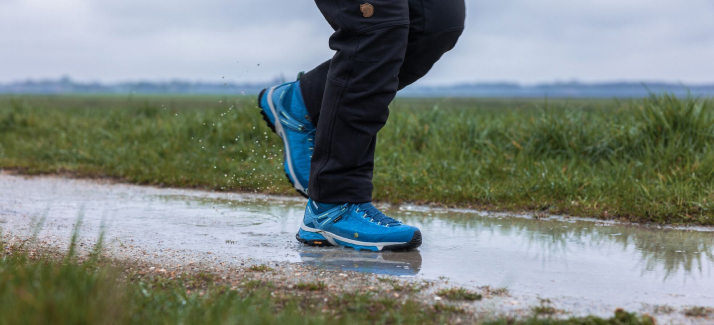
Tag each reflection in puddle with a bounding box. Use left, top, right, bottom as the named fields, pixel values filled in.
left=1, top=175, right=713, bottom=309
left=403, top=212, right=714, bottom=282
left=299, top=249, right=422, bottom=276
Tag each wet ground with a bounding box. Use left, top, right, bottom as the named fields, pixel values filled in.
left=2, top=173, right=713, bottom=320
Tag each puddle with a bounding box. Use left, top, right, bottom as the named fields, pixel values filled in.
left=1, top=174, right=713, bottom=311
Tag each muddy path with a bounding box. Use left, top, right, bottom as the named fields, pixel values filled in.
left=2, top=173, right=713, bottom=323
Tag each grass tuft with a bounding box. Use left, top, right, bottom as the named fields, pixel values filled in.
left=295, top=281, right=327, bottom=291
left=485, top=308, right=656, bottom=325
left=683, top=306, right=713, bottom=317
left=482, top=286, right=510, bottom=296
left=248, top=264, right=273, bottom=272
left=436, top=287, right=482, bottom=301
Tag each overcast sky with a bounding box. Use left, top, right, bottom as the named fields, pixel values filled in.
left=1, top=0, right=712, bottom=85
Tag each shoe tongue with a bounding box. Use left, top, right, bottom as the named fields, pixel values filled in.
left=311, top=200, right=340, bottom=214
left=293, top=80, right=305, bottom=108
left=358, top=203, right=400, bottom=226
left=278, top=81, right=312, bottom=127
left=358, top=203, right=379, bottom=215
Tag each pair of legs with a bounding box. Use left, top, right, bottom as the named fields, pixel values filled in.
left=300, top=0, right=465, bottom=203
left=258, top=0, right=464, bottom=250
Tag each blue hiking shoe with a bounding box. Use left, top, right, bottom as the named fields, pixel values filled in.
left=258, top=74, right=315, bottom=197
left=296, top=199, right=422, bottom=251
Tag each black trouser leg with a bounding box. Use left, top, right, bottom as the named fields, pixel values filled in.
left=300, top=0, right=465, bottom=126
left=300, top=60, right=331, bottom=125
left=302, top=0, right=465, bottom=203
left=307, top=0, right=411, bottom=203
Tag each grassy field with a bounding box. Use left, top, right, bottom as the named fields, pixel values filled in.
left=0, top=238, right=655, bottom=324
left=1, top=94, right=713, bottom=225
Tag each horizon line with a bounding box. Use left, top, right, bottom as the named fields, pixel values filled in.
left=2, top=77, right=714, bottom=88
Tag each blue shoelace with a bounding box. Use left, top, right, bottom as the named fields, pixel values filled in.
left=355, top=203, right=402, bottom=227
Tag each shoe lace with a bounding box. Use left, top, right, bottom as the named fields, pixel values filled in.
left=355, top=203, right=402, bottom=227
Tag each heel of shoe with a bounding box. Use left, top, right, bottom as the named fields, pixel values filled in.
left=258, top=88, right=278, bottom=134
left=296, top=229, right=332, bottom=247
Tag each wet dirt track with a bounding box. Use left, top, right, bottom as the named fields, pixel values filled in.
left=1, top=173, right=713, bottom=321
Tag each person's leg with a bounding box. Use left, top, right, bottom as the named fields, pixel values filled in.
left=307, top=0, right=410, bottom=203
left=398, top=0, right=465, bottom=89
left=295, top=0, right=464, bottom=251
left=299, top=60, right=330, bottom=125
left=299, top=0, right=465, bottom=127
left=258, top=0, right=463, bottom=199
left=303, top=0, right=465, bottom=203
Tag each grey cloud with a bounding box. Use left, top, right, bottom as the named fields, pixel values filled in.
left=89, top=0, right=326, bottom=34
left=1, top=0, right=712, bottom=84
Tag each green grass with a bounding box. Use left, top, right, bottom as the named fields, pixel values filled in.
left=1, top=94, right=714, bottom=224
left=248, top=264, right=274, bottom=272
left=436, top=287, right=482, bottom=301
left=0, top=252, right=455, bottom=324
left=295, top=281, right=327, bottom=291
left=0, top=244, right=657, bottom=325
left=533, top=305, right=561, bottom=316
left=482, top=286, right=509, bottom=296
left=484, top=309, right=656, bottom=325
left=683, top=306, right=713, bottom=317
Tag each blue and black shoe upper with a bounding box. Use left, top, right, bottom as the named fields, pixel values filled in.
left=258, top=78, right=315, bottom=197
left=297, top=199, right=422, bottom=251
